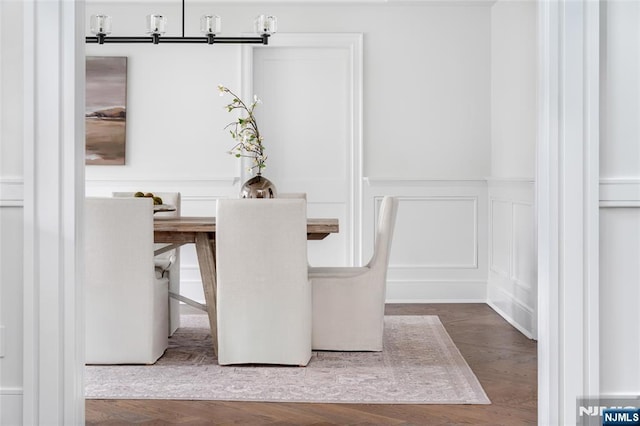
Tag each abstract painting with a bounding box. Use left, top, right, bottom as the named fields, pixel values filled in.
left=85, top=56, right=127, bottom=165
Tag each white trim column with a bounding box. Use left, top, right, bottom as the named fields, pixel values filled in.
left=22, top=0, right=85, bottom=424
left=537, top=0, right=600, bottom=424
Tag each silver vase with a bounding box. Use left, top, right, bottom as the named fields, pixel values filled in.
left=240, top=174, right=277, bottom=198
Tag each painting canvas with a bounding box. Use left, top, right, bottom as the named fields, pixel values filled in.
left=85, top=56, right=127, bottom=165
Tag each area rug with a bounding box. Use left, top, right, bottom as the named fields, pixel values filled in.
left=85, top=315, right=490, bottom=404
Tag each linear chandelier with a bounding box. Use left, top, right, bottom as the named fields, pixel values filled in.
left=86, top=0, right=276, bottom=45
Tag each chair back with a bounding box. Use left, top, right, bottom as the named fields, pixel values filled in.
left=84, top=197, right=168, bottom=363
left=86, top=197, right=156, bottom=297
left=368, top=196, right=399, bottom=272
left=113, top=191, right=181, bottom=336
left=216, top=198, right=311, bottom=365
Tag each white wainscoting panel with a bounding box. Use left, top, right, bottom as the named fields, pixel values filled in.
left=389, top=197, right=478, bottom=269
left=364, top=179, right=488, bottom=303
left=599, top=179, right=640, bottom=394
left=600, top=208, right=640, bottom=394
left=0, top=185, right=24, bottom=424
left=490, top=199, right=511, bottom=277
left=1, top=389, right=22, bottom=425
left=486, top=179, right=536, bottom=338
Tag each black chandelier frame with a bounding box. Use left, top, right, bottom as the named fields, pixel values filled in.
left=85, top=0, right=271, bottom=45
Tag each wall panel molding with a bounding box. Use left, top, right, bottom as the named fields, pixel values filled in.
left=0, top=388, right=23, bottom=425
left=85, top=177, right=239, bottom=189
left=365, top=177, right=487, bottom=187
left=244, top=33, right=363, bottom=266
left=363, top=178, right=488, bottom=303
left=600, top=178, right=640, bottom=207
left=384, top=196, right=479, bottom=269
left=487, top=179, right=535, bottom=338
left=0, top=178, right=24, bottom=206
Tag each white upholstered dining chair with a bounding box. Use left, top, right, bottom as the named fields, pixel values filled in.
left=113, top=191, right=181, bottom=336
left=309, top=196, right=398, bottom=351
left=216, top=199, right=312, bottom=366
left=85, top=197, right=169, bottom=364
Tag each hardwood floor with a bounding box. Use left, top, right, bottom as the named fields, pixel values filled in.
left=86, top=304, right=537, bottom=425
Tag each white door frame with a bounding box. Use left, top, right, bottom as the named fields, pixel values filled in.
left=22, top=0, right=85, bottom=424
left=536, top=0, right=600, bottom=424
left=241, top=33, right=363, bottom=265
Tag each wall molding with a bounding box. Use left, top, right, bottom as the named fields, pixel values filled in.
left=0, top=178, right=24, bottom=206
left=383, top=195, right=479, bottom=269
left=487, top=299, right=534, bottom=339
left=364, top=177, right=487, bottom=187
left=485, top=177, right=535, bottom=183
left=0, top=389, right=23, bottom=426
left=85, top=177, right=239, bottom=187
left=84, top=178, right=241, bottom=207
left=243, top=33, right=363, bottom=266
left=0, top=387, right=23, bottom=395
left=600, top=178, right=640, bottom=206
left=487, top=180, right=536, bottom=338
left=363, top=180, right=488, bottom=302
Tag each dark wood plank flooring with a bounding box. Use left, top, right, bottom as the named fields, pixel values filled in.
left=86, top=303, right=537, bottom=425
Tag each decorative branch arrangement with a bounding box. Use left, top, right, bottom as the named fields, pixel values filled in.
left=218, top=85, right=267, bottom=174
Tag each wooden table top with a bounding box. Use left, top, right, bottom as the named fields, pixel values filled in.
left=154, top=217, right=339, bottom=242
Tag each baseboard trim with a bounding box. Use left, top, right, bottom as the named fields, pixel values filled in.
left=487, top=300, right=535, bottom=339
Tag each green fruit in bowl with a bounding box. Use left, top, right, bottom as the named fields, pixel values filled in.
left=153, top=196, right=163, bottom=206
left=134, top=191, right=144, bottom=197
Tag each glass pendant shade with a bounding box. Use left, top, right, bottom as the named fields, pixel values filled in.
left=90, top=15, right=112, bottom=35
left=254, top=15, right=277, bottom=35
left=146, top=14, right=167, bottom=34
left=200, top=15, right=221, bottom=35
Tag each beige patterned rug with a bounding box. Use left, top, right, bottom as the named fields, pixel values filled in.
left=85, top=315, right=490, bottom=404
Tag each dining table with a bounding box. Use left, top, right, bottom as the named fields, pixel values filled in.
left=153, top=216, right=339, bottom=357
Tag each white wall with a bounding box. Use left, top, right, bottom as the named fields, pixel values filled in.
left=599, top=0, right=640, bottom=395
left=0, top=1, right=24, bottom=423
left=490, top=0, right=537, bottom=179
left=85, top=1, right=493, bottom=303
left=86, top=2, right=491, bottom=180
left=487, top=0, right=537, bottom=337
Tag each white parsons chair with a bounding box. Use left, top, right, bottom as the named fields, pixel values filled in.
left=309, top=196, right=398, bottom=351
left=216, top=199, right=311, bottom=366
left=113, top=191, right=181, bottom=336
left=85, top=197, right=169, bottom=364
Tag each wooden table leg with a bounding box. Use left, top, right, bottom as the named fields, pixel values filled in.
left=195, top=233, right=218, bottom=357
